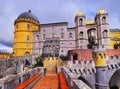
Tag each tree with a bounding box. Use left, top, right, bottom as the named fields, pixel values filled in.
left=34, top=55, right=43, bottom=67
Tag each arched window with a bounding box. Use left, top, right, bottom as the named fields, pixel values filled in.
left=15, top=24, right=18, bottom=29
left=26, top=36, right=30, bottom=40
left=61, top=32, right=64, bottom=39
left=102, top=16, right=106, bottom=23
left=119, top=42, right=120, bottom=48
left=73, top=53, right=78, bottom=60
left=69, top=33, right=72, bottom=38
left=25, top=52, right=30, bottom=56
left=88, top=29, right=95, bottom=37
left=36, top=35, right=39, bottom=40
left=103, top=30, right=108, bottom=38
left=52, top=33, right=55, bottom=38
left=79, top=19, right=83, bottom=25
left=115, top=55, right=118, bottom=59
left=79, top=31, right=83, bottom=39
left=114, top=42, right=119, bottom=49
left=43, top=34, right=45, bottom=40
left=27, top=24, right=30, bottom=29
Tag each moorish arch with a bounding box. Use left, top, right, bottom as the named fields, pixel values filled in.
left=87, top=28, right=97, bottom=49
left=109, top=69, right=120, bottom=89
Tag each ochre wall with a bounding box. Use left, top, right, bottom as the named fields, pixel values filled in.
left=110, top=31, right=120, bottom=49
left=13, top=18, right=40, bottom=56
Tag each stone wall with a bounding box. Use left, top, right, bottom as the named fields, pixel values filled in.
left=61, top=61, right=120, bottom=89
left=0, top=67, right=44, bottom=89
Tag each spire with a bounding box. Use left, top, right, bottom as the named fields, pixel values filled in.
left=28, top=10, right=31, bottom=13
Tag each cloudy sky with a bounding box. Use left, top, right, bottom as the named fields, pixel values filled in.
left=0, top=0, right=120, bottom=52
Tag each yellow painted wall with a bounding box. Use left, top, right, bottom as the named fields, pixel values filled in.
left=0, top=53, right=12, bottom=59
left=110, top=31, right=120, bottom=49
left=93, top=52, right=106, bottom=67
left=13, top=18, right=40, bottom=56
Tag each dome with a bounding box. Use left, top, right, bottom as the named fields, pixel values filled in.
left=86, top=20, right=94, bottom=25
left=97, top=9, right=107, bottom=14
left=76, top=11, right=84, bottom=16
left=17, top=10, right=39, bottom=22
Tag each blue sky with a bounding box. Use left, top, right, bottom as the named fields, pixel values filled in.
left=0, top=0, right=120, bottom=52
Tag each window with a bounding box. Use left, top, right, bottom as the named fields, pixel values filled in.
left=115, top=55, right=118, bottom=59
left=15, top=24, right=18, bottom=29
left=36, top=35, right=39, bottom=40
left=43, top=34, right=45, bottom=40
left=61, top=28, right=64, bottom=31
left=26, top=36, right=30, bottom=40
left=88, top=29, right=95, bottom=37
left=52, top=33, right=55, bottom=38
left=79, top=31, right=83, bottom=39
left=114, top=42, right=119, bottom=49
left=27, top=24, right=30, bottom=29
left=102, top=16, right=106, bottom=23
left=36, top=43, right=38, bottom=47
left=61, top=50, right=64, bottom=52
left=69, top=33, right=72, bottom=38
left=61, top=42, right=63, bottom=45
left=15, top=35, right=17, bottom=41
left=79, top=19, right=83, bottom=25
left=111, top=56, right=113, bottom=60
left=61, top=32, right=64, bottom=39
left=103, top=30, right=108, bottom=38
left=26, top=43, right=30, bottom=47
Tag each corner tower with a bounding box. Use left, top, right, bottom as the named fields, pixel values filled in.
left=75, top=12, right=87, bottom=49
left=95, top=10, right=110, bottom=49
left=93, top=45, right=108, bottom=89
left=13, top=10, right=40, bottom=56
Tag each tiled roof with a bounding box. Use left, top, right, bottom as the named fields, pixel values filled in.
left=106, top=49, right=120, bottom=56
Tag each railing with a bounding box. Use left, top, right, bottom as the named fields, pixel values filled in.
left=16, top=72, right=42, bottom=89
left=59, top=72, right=69, bottom=89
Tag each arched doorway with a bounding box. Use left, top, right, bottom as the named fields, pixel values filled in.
left=109, top=69, right=120, bottom=89
left=73, top=53, right=78, bottom=60
left=25, top=52, right=30, bottom=56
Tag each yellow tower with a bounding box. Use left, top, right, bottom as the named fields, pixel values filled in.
left=13, top=10, right=40, bottom=56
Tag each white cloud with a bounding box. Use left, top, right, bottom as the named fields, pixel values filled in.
left=0, top=0, right=120, bottom=52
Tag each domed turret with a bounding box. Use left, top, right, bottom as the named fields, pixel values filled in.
left=86, top=20, right=94, bottom=25
left=97, top=9, right=107, bottom=14
left=17, top=10, right=39, bottom=22
left=13, top=10, right=40, bottom=57
left=76, top=11, right=84, bottom=16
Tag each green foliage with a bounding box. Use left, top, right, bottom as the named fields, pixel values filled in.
left=59, top=55, right=68, bottom=61
left=34, top=55, right=43, bottom=68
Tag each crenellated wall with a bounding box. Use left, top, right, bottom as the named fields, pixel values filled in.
left=0, top=67, right=44, bottom=89
left=61, top=60, right=120, bottom=89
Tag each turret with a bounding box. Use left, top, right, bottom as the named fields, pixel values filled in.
left=95, top=10, right=110, bottom=49
left=13, top=10, right=40, bottom=56
left=75, top=12, right=87, bottom=49
left=93, top=45, right=108, bottom=89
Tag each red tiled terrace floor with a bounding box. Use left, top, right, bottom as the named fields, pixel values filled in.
left=32, top=71, right=58, bottom=89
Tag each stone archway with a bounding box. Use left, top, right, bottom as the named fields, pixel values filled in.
left=109, top=69, right=120, bottom=89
